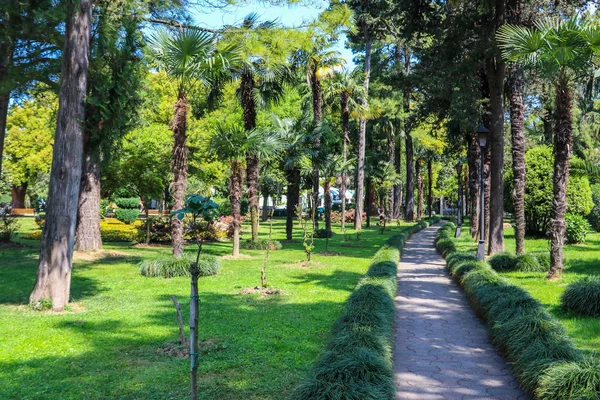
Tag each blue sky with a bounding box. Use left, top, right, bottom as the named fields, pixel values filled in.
left=191, top=1, right=356, bottom=68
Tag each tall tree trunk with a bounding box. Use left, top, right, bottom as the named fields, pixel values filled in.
left=468, top=133, right=480, bottom=238
left=393, top=125, right=402, bottom=220
left=29, top=0, right=92, bottom=312
left=484, top=143, right=491, bottom=244
left=365, top=176, right=373, bottom=227
left=261, top=191, right=269, bottom=222
left=402, top=46, right=414, bottom=222
left=486, top=56, right=506, bottom=255
left=509, top=67, right=526, bottom=255
left=241, top=71, right=259, bottom=242
left=340, top=93, right=349, bottom=232
left=416, top=159, right=423, bottom=220
left=541, top=84, right=553, bottom=144
left=0, top=39, right=13, bottom=179
left=74, top=144, right=102, bottom=252
left=0, top=93, right=9, bottom=178
left=170, top=92, right=188, bottom=259
left=285, top=168, right=300, bottom=240
left=547, top=74, right=572, bottom=280
left=355, top=32, right=372, bottom=230
left=427, top=158, right=433, bottom=218
left=230, top=160, right=243, bottom=256
left=145, top=205, right=150, bottom=244
left=324, top=179, right=332, bottom=232
left=310, top=70, right=322, bottom=229
left=11, top=184, right=27, bottom=208
left=387, top=126, right=395, bottom=221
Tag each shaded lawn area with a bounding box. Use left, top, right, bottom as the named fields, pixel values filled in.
left=0, top=218, right=412, bottom=400
left=455, top=223, right=600, bottom=356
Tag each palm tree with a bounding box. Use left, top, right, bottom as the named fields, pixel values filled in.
left=498, top=17, right=600, bottom=279
left=209, top=122, right=282, bottom=256
left=324, top=69, right=365, bottom=232
left=293, top=40, right=342, bottom=228
left=148, top=29, right=238, bottom=258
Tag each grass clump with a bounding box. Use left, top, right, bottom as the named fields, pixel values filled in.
left=488, top=252, right=517, bottom=272
left=514, top=253, right=545, bottom=272
left=139, top=253, right=220, bottom=278
left=537, top=357, right=600, bottom=399
left=446, top=252, right=478, bottom=275
left=241, top=239, right=282, bottom=250
left=533, top=252, right=550, bottom=270
left=561, top=276, right=600, bottom=317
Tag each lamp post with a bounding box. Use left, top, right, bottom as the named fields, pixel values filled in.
left=455, top=162, right=463, bottom=238
left=477, top=125, right=489, bottom=260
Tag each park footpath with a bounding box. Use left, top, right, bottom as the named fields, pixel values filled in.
left=393, top=224, right=528, bottom=400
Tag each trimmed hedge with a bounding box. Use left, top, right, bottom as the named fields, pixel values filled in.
left=488, top=252, right=517, bottom=271
left=561, top=276, right=600, bottom=317
left=139, top=253, right=220, bottom=278
left=288, top=217, right=439, bottom=400
left=434, top=224, right=596, bottom=399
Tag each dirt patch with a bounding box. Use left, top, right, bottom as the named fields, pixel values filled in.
left=222, top=254, right=252, bottom=260
left=318, top=250, right=342, bottom=256
left=283, top=260, right=323, bottom=268
left=133, top=243, right=170, bottom=249
left=15, top=301, right=87, bottom=314
left=240, top=287, right=286, bottom=296
left=156, top=338, right=224, bottom=358
left=73, top=250, right=130, bottom=262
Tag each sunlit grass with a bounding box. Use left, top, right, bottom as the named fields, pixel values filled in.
left=0, top=217, right=413, bottom=399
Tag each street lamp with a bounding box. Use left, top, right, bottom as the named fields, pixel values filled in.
left=477, top=124, right=489, bottom=260
left=455, top=162, right=463, bottom=238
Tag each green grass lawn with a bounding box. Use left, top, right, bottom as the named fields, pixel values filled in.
left=0, top=217, right=412, bottom=400
left=455, top=222, right=600, bottom=355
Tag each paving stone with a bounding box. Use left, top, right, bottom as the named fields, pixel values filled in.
left=393, top=224, right=528, bottom=400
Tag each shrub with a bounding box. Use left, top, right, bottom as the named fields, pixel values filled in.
left=313, top=228, right=334, bottom=238
left=537, top=357, right=600, bottom=399
left=114, top=208, right=140, bottom=225
left=100, top=219, right=139, bottom=242
left=435, top=237, right=456, bottom=257
left=446, top=252, right=478, bottom=275
left=488, top=252, right=517, bottom=272
left=34, top=213, right=45, bottom=230
left=565, top=213, right=591, bottom=244
left=114, top=197, right=140, bottom=209
left=100, top=199, right=110, bottom=219
left=561, top=277, right=600, bottom=317
left=330, top=209, right=366, bottom=224
left=505, top=146, right=594, bottom=236
left=136, top=216, right=171, bottom=243
left=533, top=252, right=550, bottom=270
left=0, top=208, right=20, bottom=242
left=514, top=253, right=545, bottom=272
left=139, top=253, right=220, bottom=278
left=241, top=239, right=282, bottom=250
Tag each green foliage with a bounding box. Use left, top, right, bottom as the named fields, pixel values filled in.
left=114, top=209, right=140, bottom=225
left=505, top=146, right=594, bottom=236
left=446, top=252, right=478, bottom=275
left=514, top=254, right=545, bottom=272
left=139, top=253, right=220, bottom=278
left=537, top=358, right=600, bottom=399
left=28, top=297, right=53, bottom=311
left=0, top=210, right=20, bottom=242
left=99, top=199, right=110, bottom=219
left=565, top=213, right=591, bottom=244
left=241, top=239, right=282, bottom=250
left=136, top=217, right=171, bottom=244
left=488, top=252, right=517, bottom=272
left=561, top=277, right=600, bottom=317
left=435, top=237, right=456, bottom=257
left=114, top=198, right=140, bottom=209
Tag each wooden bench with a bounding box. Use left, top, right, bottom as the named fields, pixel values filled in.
left=147, top=210, right=171, bottom=216
left=10, top=208, right=35, bottom=216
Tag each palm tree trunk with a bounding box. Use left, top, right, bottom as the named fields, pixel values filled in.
left=541, top=84, right=553, bottom=144
left=403, top=46, right=414, bottom=222
left=355, top=32, right=372, bottom=230
left=310, top=71, right=322, bottom=229
left=393, top=125, right=402, bottom=220
left=30, top=0, right=92, bottom=312
left=241, top=71, right=259, bottom=242
left=416, top=159, right=423, bottom=220
left=427, top=158, right=433, bottom=218
left=547, top=74, right=572, bottom=280
left=468, top=133, right=480, bottom=238
left=261, top=191, right=269, bottom=222
left=75, top=144, right=102, bottom=252
left=340, top=94, right=349, bottom=232
left=484, top=144, right=491, bottom=244
left=11, top=184, right=27, bottom=208
left=486, top=56, right=506, bottom=255
left=387, top=126, right=395, bottom=221
left=365, top=176, right=373, bottom=228
left=508, top=66, right=526, bottom=255
left=170, top=91, right=188, bottom=259
left=230, top=160, right=243, bottom=256
left=285, top=168, right=300, bottom=240
left=324, top=179, right=332, bottom=232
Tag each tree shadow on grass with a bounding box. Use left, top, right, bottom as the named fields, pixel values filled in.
left=292, top=270, right=364, bottom=292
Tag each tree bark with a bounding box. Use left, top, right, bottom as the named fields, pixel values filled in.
left=365, top=176, right=373, bottom=227
left=324, top=178, right=331, bottom=232
left=403, top=46, right=414, bottom=222
left=416, top=159, right=423, bottom=220
left=547, top=74, right=572, bottom=280
left=310, top=69, right=322, bottom=229
left=74, top=144, right=102, bottom=252
left=30, top=0, right=92, bottom=312
left=393, top=125, right=402, bottom=220
left=170, top=92, right=188, bottom=259
left=11, top=184, right=27, bottom=208
left=261, top=191, right=269, bottom=222
left=354, top=32, right=372, bottom=230
left=230, top=160, right=243, bottom=256
left=427, top=158, right=433, bottom=218
left=0, top=93, right=9, bottom=179
left=0, top=39, right=13, bottom=179
left=468, top=133, right=480, bottom=238
left=285, top=168, right=300, bottom=240
left=484, top=143, right=491, bottom=244
left=241, top=71, right=259, bottom=242
left=387, top=125, right=395, bottom=221
left=508, top=67, right=526, bottom=255
left=486, top=55, right=506, bottom=255
left=340, top=93, right=349, bottom=232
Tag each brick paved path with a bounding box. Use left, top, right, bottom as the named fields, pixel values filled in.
left=394, top=224, right=527, bottom=400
